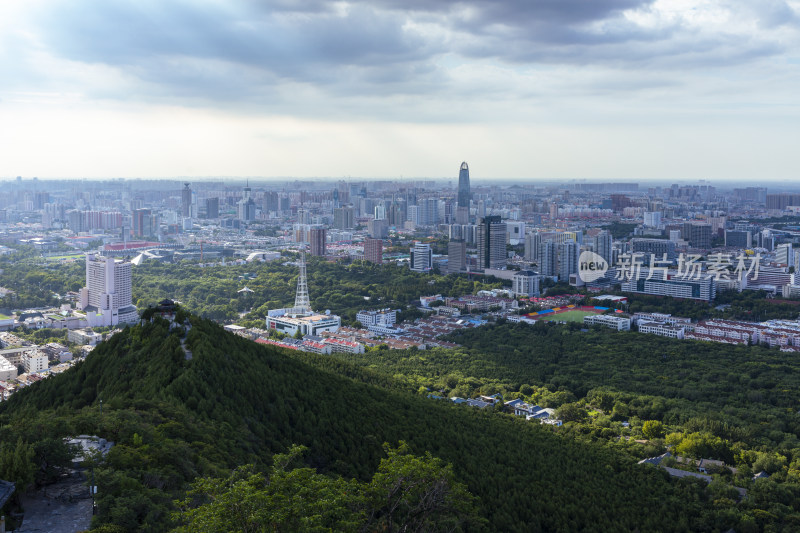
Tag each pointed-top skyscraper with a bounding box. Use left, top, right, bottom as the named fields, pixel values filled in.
left=456, top=162, right=470, bottom=224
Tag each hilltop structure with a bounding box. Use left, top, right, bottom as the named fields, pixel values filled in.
left=266, top=250, right=341, bottom=337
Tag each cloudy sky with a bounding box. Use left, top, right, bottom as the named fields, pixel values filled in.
left=1, top=0, right=798, bottom=181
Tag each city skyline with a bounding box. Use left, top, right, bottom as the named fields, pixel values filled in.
left=1, top=1, right=799, bottom=181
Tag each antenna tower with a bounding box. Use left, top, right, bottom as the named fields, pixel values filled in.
left=292, top=249, right=311, bottom=315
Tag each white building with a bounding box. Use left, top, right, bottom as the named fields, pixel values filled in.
left=410, top=242, right=432, bottom=272
left=638, top=321, right=686, bottom=339
left=583, top=314, right=631, bottom=331
left=68, top=328, right=103, bottom=346
left=266, top=252, right=341, bottom=337
left=513, top=270, right=541, bottom=298
left=78, top=254, right=138, bottom=327
left=0, top=357, right=17, bottom=381
left=23, top=350, right=49, bottom=373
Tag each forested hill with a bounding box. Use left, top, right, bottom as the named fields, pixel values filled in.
left=1, top=314, right=716, bottom=531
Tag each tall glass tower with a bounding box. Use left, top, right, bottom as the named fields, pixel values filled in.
left=456, top=162, right=470, bottom=224
left=457, top=162, right=470, bottom=208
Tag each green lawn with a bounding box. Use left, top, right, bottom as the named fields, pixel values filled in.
left=538, top=310, right=600, bottom=323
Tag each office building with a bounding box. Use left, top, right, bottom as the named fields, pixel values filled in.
left=132, top=209, right=156, bottom=238
left=367, top=218, right=388, bottom=238
left=456, top=162, right=470, bottom=224
left=632, top=239, right=677, bottom=261
left=477, top=216, right=507, bottom=270
left=334, top=207, right=355, bottom=229
left=364, top=238, right=383, bottom=264
left=181, top=183, right=192, bottom=217
left=725, top=230, right=752, bottom=248
left=78, top=254, right=138, bottom=327
left=448, top=240, right=466, bottom=274
left=621, top=270, right=716, bottom=301
left=683, top=223, right=712, bottom=249
left=205, top=197, right=219, bottom=219
left=309, top=227, right=327, bottom=257
left=410, top=242, right=432, bottom=272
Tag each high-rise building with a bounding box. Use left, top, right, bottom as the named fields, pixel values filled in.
left=591, top=230, right=613, bottom=266
left=558, top=241, right=579, bottom=281
left=410, top=242, right=432, bottom=272
left=309, top=227, right=327, bottom=257
left=456, top=162, right=470, bottom=224
left=367, top=219, right=388, bottom=239
left=78, top=254, right=138, bottom=327
left=538, top=241, right=559, bottom=277
left=448, top=239, right=466, bottom=274
left=205, top=197, right=219, bottom=219
left=776, top=243, right=794, bottom=267
left=364, top=238, right=383, bottom=264
left=181, top=183, right=192, bottom=218
left=725, top=230, right=752, bottom=249
left=132, top=209, right=156, bottom=238
left=421, top=198, right=440, bottom=226
left=643, top=211, right=662, bottom=228
left=477, top=216, right=507, bottom=270
left=334, top=207, right=355, bottom=229
left=524, top=232, right=542, bottom=263
left=683, top=223, right=712, bottom=249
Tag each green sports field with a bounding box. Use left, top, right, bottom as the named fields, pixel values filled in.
left=537, top=310, right=601, bottom=323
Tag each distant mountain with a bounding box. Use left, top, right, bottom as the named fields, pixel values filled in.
left=1, top=313, right=708, bottom=531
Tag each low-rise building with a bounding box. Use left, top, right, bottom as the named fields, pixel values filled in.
left=68, top=328, right=103, bottom=346
left=583, top=314, right=631, bottom=331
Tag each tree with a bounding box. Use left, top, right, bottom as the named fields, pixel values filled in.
left=642, top=421, right=665, bottom=440
left=363, top=442, right=483, bottom=533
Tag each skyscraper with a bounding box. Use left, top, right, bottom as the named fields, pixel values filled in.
left=456, top=162, right=470, bottom=224
left=477, top=216, right=506, bottom=270
left=538, top=241, right=559, bottom=277
left=181, top=183, right=192, bottom=217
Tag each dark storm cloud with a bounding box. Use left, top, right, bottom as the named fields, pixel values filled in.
left=16, top=0, right=799, bottom=106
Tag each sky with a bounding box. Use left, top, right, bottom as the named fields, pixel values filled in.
left=0, top=0, right=799, bottom=181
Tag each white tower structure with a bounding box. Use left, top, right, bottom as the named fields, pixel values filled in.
left=291, top=250, right=312, bottom=316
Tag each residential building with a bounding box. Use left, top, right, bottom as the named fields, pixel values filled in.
left=309, top=227, right=327, bottom=257
left=513, top=270, right=540, bottom=298
left=538, top=240, right=559, bottom=277
left=558, top=241, right=579, bottom=281
left=333, top=207, right=355, bottom=229
left=524, top=232, right=542, bottom=262
left=364, top=238, right=383, bottom=264
left=0, top=357, right=17, bottom=381
left=23, top=350, right=48, bottom=373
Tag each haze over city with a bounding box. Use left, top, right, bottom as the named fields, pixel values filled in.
left=1, top=0, right=799, bottom=180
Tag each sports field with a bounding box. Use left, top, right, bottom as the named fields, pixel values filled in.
left=537, top=310, right=600, bottom=323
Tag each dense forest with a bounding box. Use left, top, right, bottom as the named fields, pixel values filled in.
left=0, top=314, right=753, bottom=532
